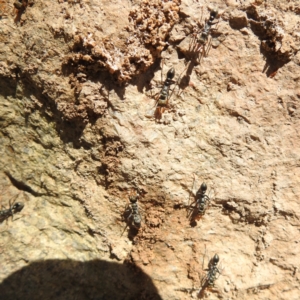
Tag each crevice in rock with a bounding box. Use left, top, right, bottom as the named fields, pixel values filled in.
left=245, top=5, right=296, bottom=75
left=227, top=109, right=251, bottom=124
left=17, top=72, right=100, bottom=149
left=217, top=197, right=272, bottom=226
left=4, top=171, right=45, bottom=197
left=274, top=207, right=299, bottom=220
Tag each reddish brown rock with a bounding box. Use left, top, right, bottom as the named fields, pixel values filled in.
left=0, top=0, right=299, bottom=299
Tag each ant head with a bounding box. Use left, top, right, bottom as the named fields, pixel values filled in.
left=129, top=195, right=138, bottom=203
left=14, top=2, right=23, bottom=9
left=212, top=254, right=219, bottom=264
left=210, top=8, right=218, bottom=18
left=167, top=68, right=175, bottom=80
left=12, top=202, right=24, bottom=213
left=200, top=182, right=207, bottom=192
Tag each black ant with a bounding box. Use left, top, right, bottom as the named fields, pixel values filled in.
left=198, top=248, right=223, bottom=298
left=146, top=61, right=186, bottom=120
left=122, top=189, right=142, bottom=235
left=186, top=174, right=212, bottom=224
left=203, top=254, right=221, bottom=288
left=155, top=67, right=176, bottom=120
left=0, top=194, right=24, bottom=223
left=190, top=8, right=220, bottom=60
left=13, top=0, right=27, bottom=11
left=13, top=0, right=27, bottom=21
left=145, top=66, right=176, bottom=120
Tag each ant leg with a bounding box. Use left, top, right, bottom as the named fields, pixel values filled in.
left=173, top=66, right=189, bottom=97
left=177, top=61, right=196, bottom=97
left=200, top=245, right=209, bottom=286
left=147, top=73, right=161, bottom=98
left=186, top=204, right=197, bottom=219
left=192, top=173, right=198, bottom=197
left=215, top=267, right=222, bottom=280
left=127, top=212, right=132, bottom=221
left=145, top=94, right=160, bottom=118
left=204, top=36, right=212, bottom=58
left=186, top=174, right=198, bottom=218
left=203, top=245, right=209, bottom=270
left=5, top=198, right=13, bottom=225
left=166, top=66, right=188, bottom=107
left=123, top=191, right=132, bottom=219
left=121, top=224, right=129, bottom=236
left=8, top=194, right=19, bottom=221
left=187, top=203, right=197, bottom=211
left=9, top=207, right=14, bottom=221
left=0, top=203, right=4, bottom=224
left=187, top=173, right=197, bottom=207
left=122, top=191, right=132, bottom=236
left=197, top=44, right=206, bottom=63
left=166, top=80, right=178, bottom=106
left=198, top=6, right=204, bottom=29
left=207, top=185, right=217, bottom=211
left=191, top=6, right=204, bottom=51
left=189, top=28, right=198, bottom=52
left=161, top=58, right=165, bottom=86
left=120, top=211, right=132, bottom=236
left=213, top=17, right=220, bottom=31
left=159, top=107, right=165, bottom=119
left=217, top=263, right=224, bottom=279
left=155, top=107, right=163, bottom=120
left=153, top=94, right=160, bottom=109
left=123, top=202, right=130, bottom=213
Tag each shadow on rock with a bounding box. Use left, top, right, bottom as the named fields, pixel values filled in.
left=0, top=259, right=163, bottom=300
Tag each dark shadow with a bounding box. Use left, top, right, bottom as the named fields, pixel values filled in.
left=0, top=68, right=94, bottom=150
left=189, top=219, right=197, bottom=227
left=246, top=7, right=292, bottom=76
left=0, top=259, right=163, bottom=300
left=186, top=203, right=201, bottom=227
left=261, top=46, right=287, bottom=78
left=228, top=18, right=247, bottom=31
left=178, top=58, right=197, bottom=93
left=197, top=282, right=208, bottom=299
left=4, top=171, right=45, bottom=197
left=0, top=73, right=18, bottom=98
left=60, top=42, right=126, bottom=101
left=189, top=210, right=201, bottom=227
left=131, top=59, right=162, bottom=94
left=126, top=226, right=140, bottom=241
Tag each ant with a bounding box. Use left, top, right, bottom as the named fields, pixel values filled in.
left=198, top=248, right=223, bottom=298
left=145, top=65, right=176, bottom=120
left=186, top=174, right=212, bottom=224
left=13, top=0, right=27, bottom=19
left=122, top=189, right=142, bottom=235
left=203, top=254, right=221, bottom=288
left=146, top=61, right=185, bottom=120
left=0, top=194, right=24, bottom=223
left=155, top=67, right=176, bottom=120
left=13, top=0, right=27, bottom=10
left=190, top=8, right=220, bottom=60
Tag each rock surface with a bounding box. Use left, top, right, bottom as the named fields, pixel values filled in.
left=0, top=0, right=300, bottom=299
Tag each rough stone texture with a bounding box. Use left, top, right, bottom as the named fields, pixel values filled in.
left=0, top=0, right=300, bottom=299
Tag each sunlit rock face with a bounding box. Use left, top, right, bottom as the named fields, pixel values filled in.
left=0, top=0, right=299, bottom=299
